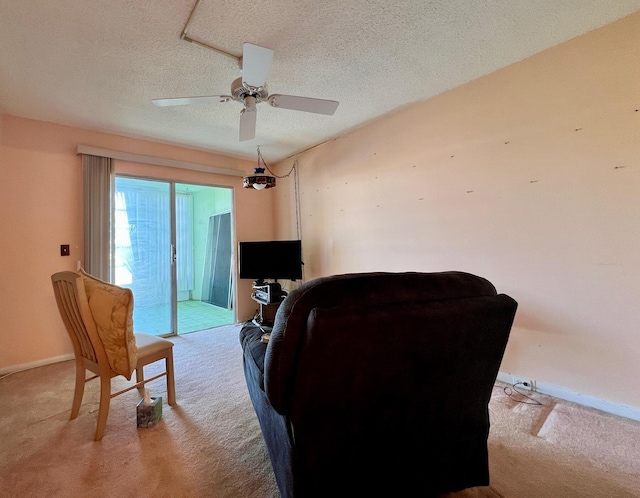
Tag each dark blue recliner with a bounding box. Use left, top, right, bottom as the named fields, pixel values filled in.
left=240, top=271, right=517, bottom=497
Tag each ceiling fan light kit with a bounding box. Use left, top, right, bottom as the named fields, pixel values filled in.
left=153, top=42, right=339, bottom=142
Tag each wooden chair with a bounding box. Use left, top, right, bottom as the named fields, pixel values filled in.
left=51, top=271, right=176, bottom=441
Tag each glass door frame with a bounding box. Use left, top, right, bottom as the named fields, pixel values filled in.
left=113, top=174, right=235, bottom=337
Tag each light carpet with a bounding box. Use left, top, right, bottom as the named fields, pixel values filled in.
left=0, top=323, right=277, bottom=497
left=1, top=323, right=639, bottom=497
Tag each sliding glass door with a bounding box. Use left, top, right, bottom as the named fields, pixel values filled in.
left=114, top=177, right=234, bottom=336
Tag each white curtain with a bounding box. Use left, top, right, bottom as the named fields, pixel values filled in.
left=117, top=183, right=171, bottom=306
left=82, top=154, right=113, bottom=280
left=113, top=180, right=194, bottom=308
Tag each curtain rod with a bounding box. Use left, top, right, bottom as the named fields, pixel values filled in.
left=76, top=145, right=246, bottom=178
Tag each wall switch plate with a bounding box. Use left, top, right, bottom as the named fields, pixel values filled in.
left=61, top=244, right=70, bottom=256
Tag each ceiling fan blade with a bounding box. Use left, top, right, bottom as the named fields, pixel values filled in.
left=268, top=94, right=339, bottom=115
left=242, top=43, right=274, bottom=88
left=239, top=107, right=257, bottom=142
left=153, top=95, right=231, bottom=107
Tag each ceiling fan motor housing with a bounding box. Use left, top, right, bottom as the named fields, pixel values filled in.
left=231, top=77, right=268, bottom=102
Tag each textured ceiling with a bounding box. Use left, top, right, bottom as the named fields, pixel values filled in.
left=1, top=0, right=640, bottom=163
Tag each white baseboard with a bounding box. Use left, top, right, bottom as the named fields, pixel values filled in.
left=4, top=361, right=639, bottom=422
left=0, top=354, right=74, bottom=376
left=497, top=371, right=640, bottom=422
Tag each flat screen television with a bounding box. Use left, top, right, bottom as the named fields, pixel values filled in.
left=238, top=240, right=303, bottom=282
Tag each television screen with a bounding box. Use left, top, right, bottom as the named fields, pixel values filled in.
left=238, top=240, right=303, bottom=282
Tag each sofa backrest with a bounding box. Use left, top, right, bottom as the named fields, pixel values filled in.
left=265, top=270, right=503, bottom=412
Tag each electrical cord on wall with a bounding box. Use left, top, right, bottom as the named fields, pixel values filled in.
left=257, top=147, right=301, bottom=240
left=257, top=147, right=304, bottom=285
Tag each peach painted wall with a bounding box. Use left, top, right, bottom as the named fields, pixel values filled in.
left=0, top=116, right=273, bottom=371
left=273, top=13, right=640, bottom=409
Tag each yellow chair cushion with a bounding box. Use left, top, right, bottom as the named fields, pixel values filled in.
left=78, top=269, right=138, bottom=379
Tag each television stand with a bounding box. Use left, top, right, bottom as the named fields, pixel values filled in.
left=251, top=282, right=285, bottom=327
left=251, top=300, right=281, bottom=327
left=252, top=281, right=283, bottom=304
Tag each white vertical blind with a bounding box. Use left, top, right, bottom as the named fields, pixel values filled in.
left=82, top=154, right=113, bottom=280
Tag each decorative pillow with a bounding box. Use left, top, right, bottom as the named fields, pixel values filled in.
left=78, top=269, right=138, bottom=380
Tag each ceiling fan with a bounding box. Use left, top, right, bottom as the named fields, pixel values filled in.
left=153, top=43, right=339, bottom=142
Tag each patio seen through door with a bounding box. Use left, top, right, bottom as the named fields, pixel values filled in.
left=114, top=177, right=234, bottom=336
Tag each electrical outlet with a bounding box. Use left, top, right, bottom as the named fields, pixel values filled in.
left=512, top=375, right=536, bottom=392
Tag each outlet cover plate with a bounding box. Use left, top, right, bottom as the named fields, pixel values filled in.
left=511, top=375, right=536, bottom=391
